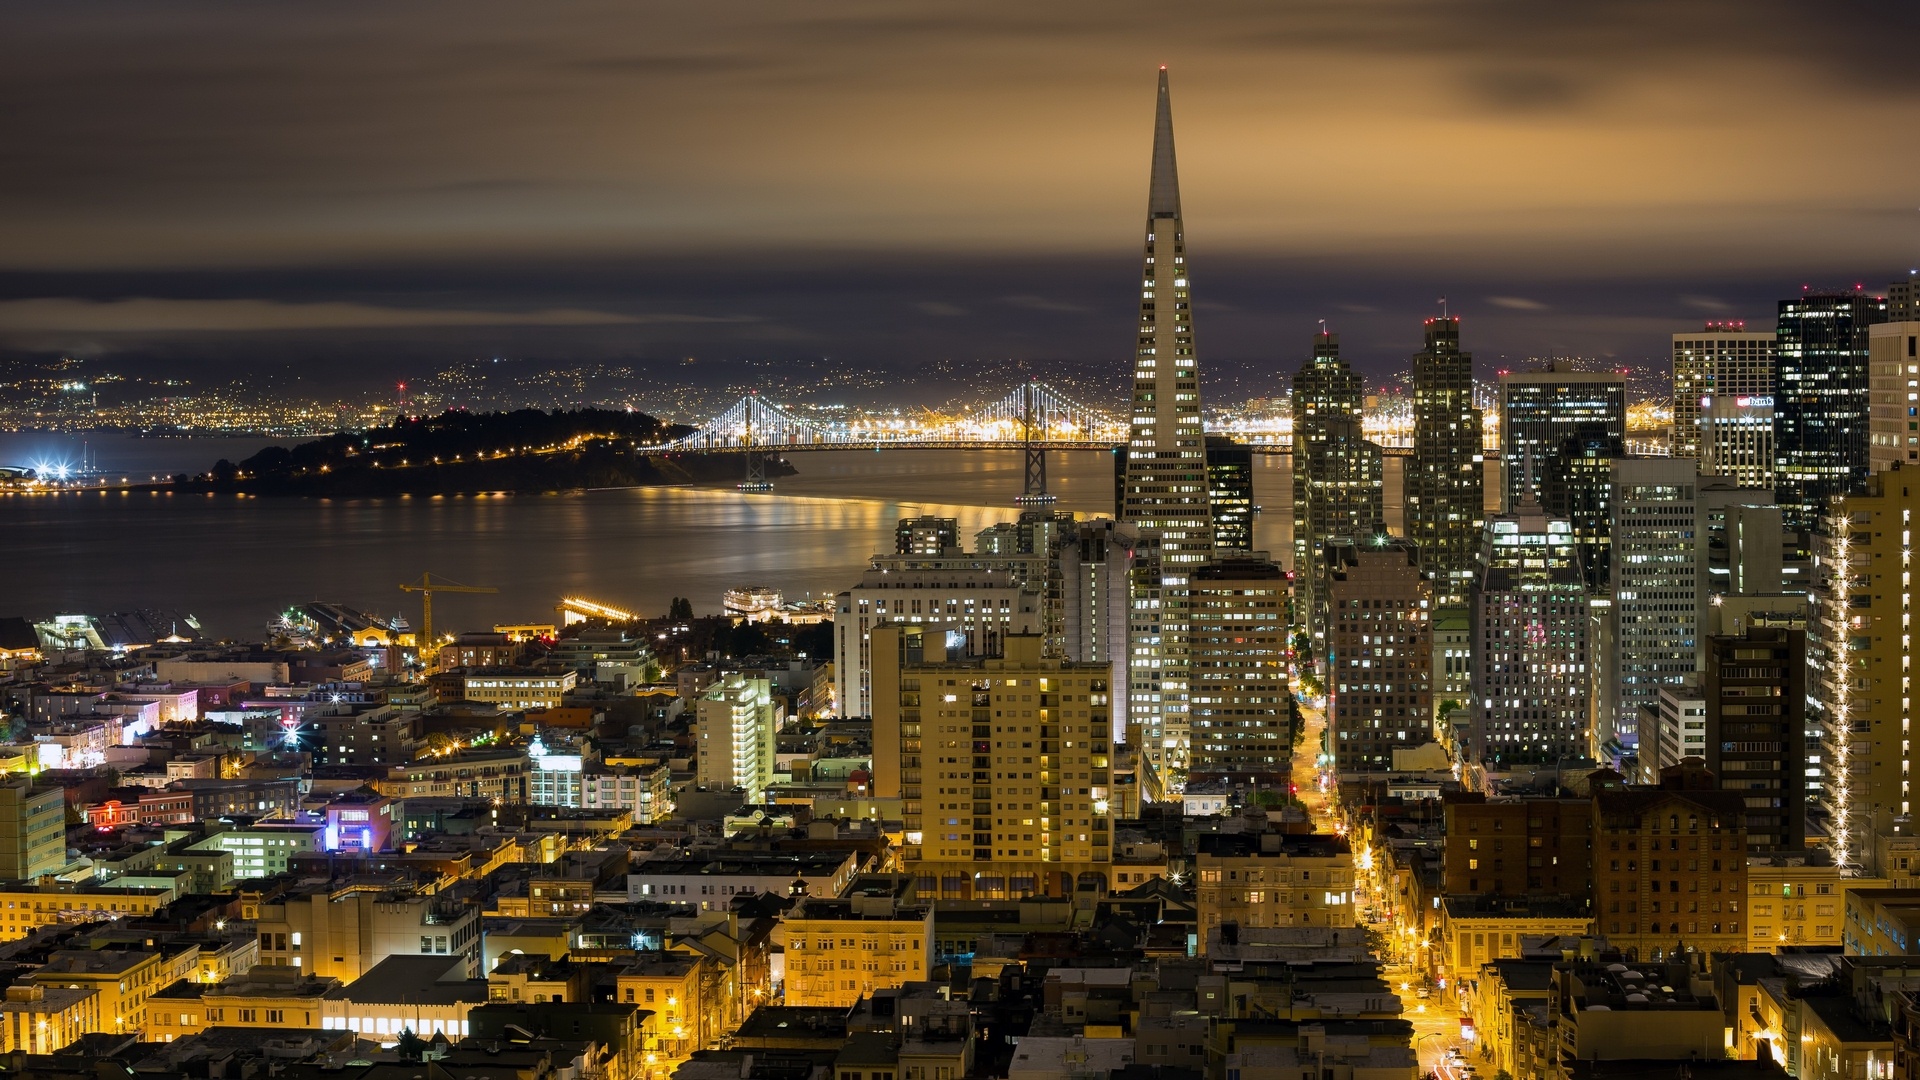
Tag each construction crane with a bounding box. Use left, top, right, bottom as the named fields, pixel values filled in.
left=399, top=573, right=498, bottom=665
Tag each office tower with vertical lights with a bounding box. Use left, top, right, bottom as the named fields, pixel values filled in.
left=1672, top=322, right=1775, bottom=462
left=1407, top=315, right=1485, bottom=607
left=1469, top=501, right=1591, bottom=766
left=1120, top=68, right=1214, bottom=796
left=1775, top=289, right=1887, bottom=528
left=1291, top=331, right=1385, bottom=642
left=1187, top=555, right=1293, bottom=776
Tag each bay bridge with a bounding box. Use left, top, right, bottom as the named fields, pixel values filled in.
left=640, top=380, right=1418, bottom=495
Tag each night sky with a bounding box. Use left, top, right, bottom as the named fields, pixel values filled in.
left=5, top=1, right=1920, bottom=393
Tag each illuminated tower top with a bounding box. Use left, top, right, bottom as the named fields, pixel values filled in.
left=1120, top=67, right=1213, bottom=563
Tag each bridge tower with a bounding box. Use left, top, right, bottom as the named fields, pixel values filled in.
left=1015, top=379, right=1056, bottom=504
left=740, top=393, right=774, bottom=492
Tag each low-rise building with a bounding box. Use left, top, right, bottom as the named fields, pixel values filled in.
left=1194, top=831, right=1356, bottom=941
left=783, top=876, right=933, bottom=1008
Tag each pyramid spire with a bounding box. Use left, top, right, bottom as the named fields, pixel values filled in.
left=1148, top=66, right=1181, bottom=218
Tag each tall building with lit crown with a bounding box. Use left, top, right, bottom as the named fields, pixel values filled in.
left=1407, top=315, right=1485, bottom=607
left=1672, top=322, right=1775, bottom=462
left=1121, top=68, right=1214, bottom=796
left=1869, top=314, right=1920, bottom=473
left=1469, top=499, right=1591, bottom=766
left=1186, top=555, right=1294, bottom=776
left=1291, top=331, right=1385, bottom=641
left=1326, top=539, right=1433, bottom=772
left=872, top=627, right=1118, bottom=898
left=1775, top=289, right=1887, bottom=528
left=1811, top=464, right=1920, bottom=869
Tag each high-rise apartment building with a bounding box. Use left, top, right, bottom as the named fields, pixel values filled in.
left=897, top=516, right=960, bottom=556
left=1205, top=436, right=1254, bottom=552
left=1702, top=626, right=1807, bottom=851
left=1187, top=556, right=1293, bottom=776
left=1869, top=318, right=1920, bottom=473
left=695, top=674, right=778, bottom=802
left=872, top=628, right=1116, bottom=898
left=1326, top=540, right=1433, bottom=772
left=1700, top=395, right=1775, bottom=489
left=833, top=542, right=1045, bottom=718
left=1601, top=458, right=1701, bottom=764
left=1469, top=502, right=1590, bottom=766
left=1291, top=331, right=1385, bottom=640
left=1120, top=70, right=1214, bottom=798
left=1498, top=368, right=1625, bottom=512
left=1672, top=322, right=1775, bottom=461
left=1407, top=315, right=1485, bottom=606
left=1775, top=289, right=1887, bottom=527
left=1811, top=464, right=1920, bottom=868
left=1056, top=519, right=1137, bottom=746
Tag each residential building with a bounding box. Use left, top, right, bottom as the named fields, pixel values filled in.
left=1439, top=896, right=1591, bottom=978
left=1702, top=627, right=1807, bottom=851
left=696, top=674, right=779, bottom=802
left=872, top=627, right=1116, bottom=898
left=782, top=877, right=933, bottom=1007
left=1056, top=518, right=1136, bottom=746
left=1499, top=367, right=1626, bottom=512
left=0, top=881, right=174, bottom=941
left=377, top=750, right=529, bottom=803
left=189, top=822, right=326, bottom=881
left=459, top=668, right=577, bottom=711
left=1550, top=959, right=1725, bottom=1067
left=1326, top=540, right=1433, bottom=772
left=242, top=881, right=481, bottom=981
left=1776, top=289, right=1888, bottom=527
left=1188, top=555, right=1294, bottom=775
left=1673, top=322, right=1776, bottom=462
left=1291, top=331, right=1385, bottom=642
left=1870, top=318, right=1920, bottom=473
left=1745, top=853, right=1854, bottom=948
left=1469, top=501, right=1591, bottom=766
left=1649, top=685, right=1708, bottom=777
left=1590, top=777, right=1748, bottom=961
left=896, top=516, right=959, bottom=556
left=0, top=985, right=101, bottom=1055
left=1193, top=831, right=1355, bottom=940
left=1442, top=795, right=1594, bottom=898
left=1407, top=314, right=1485, bottom=607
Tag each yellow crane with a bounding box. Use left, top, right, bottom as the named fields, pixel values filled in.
left=399, top=573, right=498, bottom=665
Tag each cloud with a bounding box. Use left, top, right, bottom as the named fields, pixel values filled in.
left=0, top=297, right=748, bottom=333
left=1680, top=294, right=1734, bottom=313
left=1001, top=295, right=1089, bottom=314
left=1337, top=303, right=1381, bottom=314
left=913, top=301, right=968, bottom=317
left=1486, top=296, right=1549, bottom=311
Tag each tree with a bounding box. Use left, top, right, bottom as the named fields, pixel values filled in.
left=395, top=1026, right=427, bottom=1061
left=1437, top=698, right=1464, bottom=728
left=668, top=597, right=694, bottom=621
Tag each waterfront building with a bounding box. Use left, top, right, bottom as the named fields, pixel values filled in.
left=1498, top=367, right=1625, bottom=512
left=872, top=627, right=1115, bottom=897
left=1291, top=331, right=1385, bottom=641
left=1673, top=322, right=1776, bottom=462
left=1468, top=500, right=1591, bottom=766
left=1407, top=314, right=1485, bottom=606
left=1205, top=435, right=1254, bottom=553
left=1326, top=539, right=1433, bottom=773
left=1870, top=317, right=1920, bottom=472
left=1600, top=457, right=1701, bottom=764
left=1187, top=555, right=1293, bottom=776
left=695, top=674, right=778, bottom=803
left=1775, top=289, right=1887, bottom=527
left=1120, top=70, right=1214, bottom=799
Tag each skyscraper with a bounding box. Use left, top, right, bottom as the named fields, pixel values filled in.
left=1600, top=457, right=1700, bottom=764
left=1498, top=367, right=1625, bottom=512
left=1868, top=306, right=1920, bottom=473
left=1671, top=322, right=1775, bottom=462
left=1291, top=331, right=1385, bottom=641
left=1121, top=68, right=1213, bottom=796
left=1541, top=430, right=1622, bottom=595
left=1774, top=289, right=1887, bottom=527
left=1468, top=501, right=1591, bottom=766
left=1326, top=539, right=1434, bottom=772
left=1205, top=435, right=1254, bottom=552
left=1120, top=67, right=1213, bottom=563
left=1187, top=555, right=1293, bottom=776
left=1406, top=315, right=1484, bottom=607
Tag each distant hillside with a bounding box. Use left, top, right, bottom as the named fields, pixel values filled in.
left=173, top=408, right=790, bottom=496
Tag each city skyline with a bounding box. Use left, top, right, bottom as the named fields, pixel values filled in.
left=3, top=3, right=1919, bottom=387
